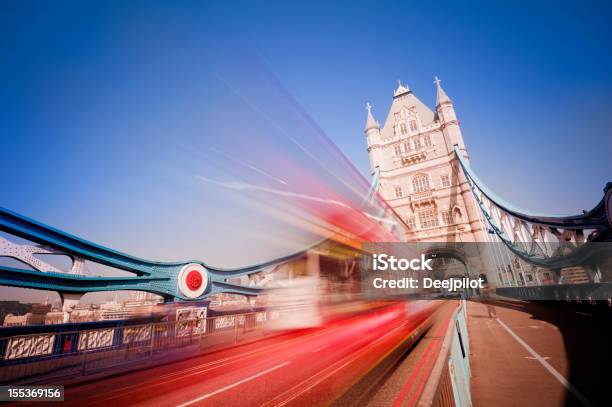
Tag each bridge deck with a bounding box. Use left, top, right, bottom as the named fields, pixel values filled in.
left=33, top=301, right=446, bottom=407
left=342, top=301, right=458, bottom=407
left=468, top=298, right=610, bottom=407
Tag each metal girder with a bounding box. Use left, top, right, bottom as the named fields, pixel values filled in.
left=0, top=207, right=288, bottom=300
left=0, top=166, right=398, bottom=300
left=454, top=145, right=612, bottom=268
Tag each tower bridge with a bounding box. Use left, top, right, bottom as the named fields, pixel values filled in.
left=0, top=79, right=609, bottom=310
left=0, top=79, right=610, bottom=308
left=364, top=77, right=612, bottom=299
left=0, top=78, right=611, bottom=406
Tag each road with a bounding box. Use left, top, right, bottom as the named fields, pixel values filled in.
left=8, top=297, right=609, bottom=407
left=469, top=298, right=612, bottom=407
left=45, top=301, right=458, bottom=407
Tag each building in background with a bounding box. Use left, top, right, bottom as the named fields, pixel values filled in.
left=364, top=78, right=486, bottom=243
left=363, top=79, right=591, bottom=289
left=1, top=292, right=164, bottom=326
left=3, top=303, right=52, bottom=326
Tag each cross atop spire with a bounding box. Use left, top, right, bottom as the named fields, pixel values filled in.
left=364, top=101, right=379, bottom=132
left=434, top=75, right=452, bottom=107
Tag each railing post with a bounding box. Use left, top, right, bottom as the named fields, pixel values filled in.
left=80, top=350, right=87, bottom=376
left=189, top=320, right=194, bottom=346
left=199, top=317, right=205, bottom=351
left=149, top=324, right=155, bottom=359
left=234, top=316, right=238, bottom=344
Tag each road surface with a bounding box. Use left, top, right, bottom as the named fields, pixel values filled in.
left=44, top=301, right=458, bottom=407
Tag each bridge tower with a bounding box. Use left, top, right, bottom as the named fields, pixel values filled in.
left=365, top=78, right=486, bottom=244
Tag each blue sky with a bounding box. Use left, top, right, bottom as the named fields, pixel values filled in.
left=1, top=0, right=611, bottom=276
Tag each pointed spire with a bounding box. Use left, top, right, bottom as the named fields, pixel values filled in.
left=364, top=102, right=379, bottom=131
left=434, top=76, right=452, bottom=107
left=394, top=79, right=410, bottom=97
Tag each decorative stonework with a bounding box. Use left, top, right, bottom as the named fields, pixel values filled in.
left=78, top=328, right=114, bottom=351
left=401, top=151, right=427, bottom=165
left=410, top=190, right=437, bottom=209
left=4, top=334, right=55, bottom=360
left=122, top=326, right=152, bottom=344
left=364, top=78, right=485, bottom=243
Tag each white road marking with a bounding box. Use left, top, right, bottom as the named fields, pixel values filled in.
left=99, top=324, right=342, bottom=401
left=176, top=361, right=290, bottom=407
left=266, top=320, right=412, bottom=407
left=496, top=318, right=593, bottom=407
left=572, top=311, right=593, bottom=317
left=524, top=356, right=551, bottom=360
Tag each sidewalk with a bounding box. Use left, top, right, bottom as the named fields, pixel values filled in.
left=467, top=298, right=594, bottom=407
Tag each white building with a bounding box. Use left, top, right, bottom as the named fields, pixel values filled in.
left=365, top=78, right=487, bottom=244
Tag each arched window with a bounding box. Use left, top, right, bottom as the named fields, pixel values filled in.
left=412, top=174, right=430, bottom=193
left=453, top=207, right=463, bottom=223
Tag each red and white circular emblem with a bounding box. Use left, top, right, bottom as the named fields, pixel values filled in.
left=178, top=263, right=208, bottom=299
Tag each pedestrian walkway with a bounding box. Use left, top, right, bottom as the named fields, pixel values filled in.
left=467, top=298, right=600, bottom=407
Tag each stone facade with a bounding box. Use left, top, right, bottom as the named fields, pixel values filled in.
left=365, top=79, right=486, bottom=243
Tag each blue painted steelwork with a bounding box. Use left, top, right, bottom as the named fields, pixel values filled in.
left=0, top=164, right=390, bottom=301
left=454, top=145, right=612, bottom=268
left=363, top=166, right=381, bottom=205
left=0, top=207, right=307, bottom=300
left=454, top=146, right=610, bottom=230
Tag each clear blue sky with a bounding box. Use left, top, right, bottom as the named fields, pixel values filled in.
left=1, top=0, right=611, bottom=275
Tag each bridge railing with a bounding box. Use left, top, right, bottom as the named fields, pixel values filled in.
left=0, top=311, right=277, bottom=385
left=418, top=300, right=471, bottom=407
